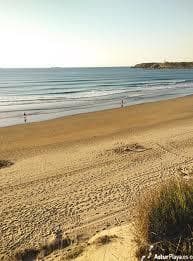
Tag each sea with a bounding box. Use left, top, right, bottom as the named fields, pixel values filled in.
left=1, top=67, right=193, bottom=127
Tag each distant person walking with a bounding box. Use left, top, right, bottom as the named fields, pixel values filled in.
left=24, top=112, right=27, bottom=123
left=121, top=99, right=124, bottom=108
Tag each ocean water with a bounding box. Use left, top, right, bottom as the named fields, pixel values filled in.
left=1, top=67, right=193, bottom=127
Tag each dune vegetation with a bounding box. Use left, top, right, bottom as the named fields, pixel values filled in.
left=136, top=178, right=193, bottom=259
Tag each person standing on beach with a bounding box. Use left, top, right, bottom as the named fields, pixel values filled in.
left=121, top=99, right=124, bottom=108
left=24, top=112, right=27, bottom=123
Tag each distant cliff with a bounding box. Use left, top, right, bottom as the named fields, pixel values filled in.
left=133, top=62, right=193, bottom=69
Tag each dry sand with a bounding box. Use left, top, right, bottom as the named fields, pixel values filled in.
left=1, top=96, right=193, bottom=260
left=46, top=223, right=137, bottom=261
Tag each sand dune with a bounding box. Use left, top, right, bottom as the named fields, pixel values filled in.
left=1, top=96, right=193, bottom=259
left=75, top=223, right=137, bottom=261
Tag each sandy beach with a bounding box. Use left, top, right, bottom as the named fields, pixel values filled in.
left=1, top=95, right=193, bottom=259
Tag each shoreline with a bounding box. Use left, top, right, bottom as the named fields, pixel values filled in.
left=1, top=93, right=193, bottom=130
left=1, top=94, right=193, bottom=155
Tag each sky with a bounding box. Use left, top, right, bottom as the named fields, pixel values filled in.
left=0, top=0, right=193, bottom=68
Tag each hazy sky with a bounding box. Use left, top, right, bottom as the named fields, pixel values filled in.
left=0, top=0, right=193, bottom=67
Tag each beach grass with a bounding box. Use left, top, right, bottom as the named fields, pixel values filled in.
left=136, top=179, right=193, bottom=258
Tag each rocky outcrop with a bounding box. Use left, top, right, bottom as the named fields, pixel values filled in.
left=133, top=62, right=193, bottom=69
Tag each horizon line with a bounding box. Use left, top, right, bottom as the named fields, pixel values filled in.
left=0, top=65, right=134, bottom=69
left=1, top=61, right=192, bottom=69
